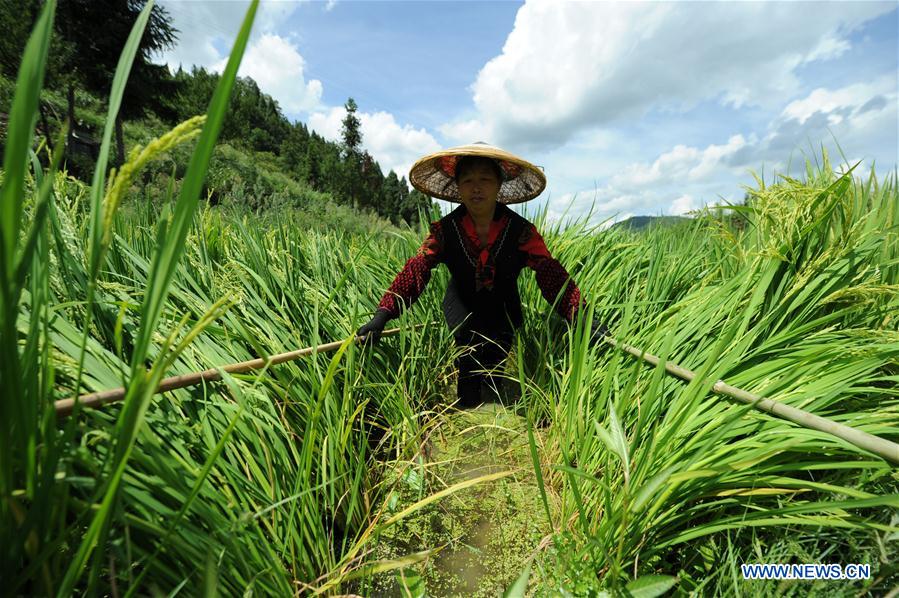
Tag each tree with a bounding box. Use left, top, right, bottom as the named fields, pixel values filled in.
left=340, top=98, right=364, bottom=209
left=381, top=170, right=409, bottom=224
left=0, top=0, right=414, bottom=221
left=357, top=150, right=383, bottom=213
left=397, top=176, right=411, bottom=221
left=304, top=134, right=323, bottom=191
left=320, top=145, right=344, bottom=201
left=280, top=121, right=309, bottom=174
left=340, top=97, right=362, bottom=157
left=0, top=1, right=42, bottom=79
left=52, top=0, right=178, bottom=165
left=0, top=0, right=59, bottom=154
left=402, top=188, right=432, bottom=225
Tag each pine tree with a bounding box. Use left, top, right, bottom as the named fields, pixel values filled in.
left=280, top=122, right=311, bottom=183
left=340, top=98, right=362, bottom=157
left=55, top=0, right=178, bottom=165
left=403, top=188, right=432, bottom=225
left=340, top=98, right=363, bottom=208
left=305, top=136, right=322, bottom=191
left=381, top=171, right=402, bottom=223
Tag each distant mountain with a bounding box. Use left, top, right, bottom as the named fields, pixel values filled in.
left=611, top=215, right=690, bottom=231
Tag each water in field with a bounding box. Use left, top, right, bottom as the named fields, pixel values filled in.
left=367, top=402, right=551, bottom=597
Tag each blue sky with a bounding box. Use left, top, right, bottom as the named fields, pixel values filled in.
left=156, top=0, right=898, bottom=225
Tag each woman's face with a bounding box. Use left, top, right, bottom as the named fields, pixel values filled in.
left=457, top=162, right=501, bottom=220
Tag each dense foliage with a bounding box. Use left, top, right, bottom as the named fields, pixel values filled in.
left=516, top=160, right=899, bottom=595
left=160, top=68, right=432, bottom=223
left=0, top=0, right=432, bottom=225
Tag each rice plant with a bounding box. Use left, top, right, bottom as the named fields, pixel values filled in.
left=515, top=157, right=899, bottom=595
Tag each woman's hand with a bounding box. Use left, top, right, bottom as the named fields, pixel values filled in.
left=590, top=318, right=610, bottom=345
left=356, top=310, right=390, bottom=345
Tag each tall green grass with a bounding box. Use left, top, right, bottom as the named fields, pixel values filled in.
left=3, top=8, right=453, bottom=583
left=6, top=0, right=438, bottom=592
left=5, top=128, right=453, bottom=594
left=517, top=157, right=899, bottom=595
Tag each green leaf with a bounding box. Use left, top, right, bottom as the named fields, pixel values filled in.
left=625, top=575, right=677, bottom=598
left=58, top=2, right=260, bottom=594
left=607, top=402, right=629, bottom=466
left=503, top=561, right=532, bottom=598
left=204, top=552, right=219, bottom=598
left=397, top=567, right=426, bottom=598
left=132, top=0, right=259, bottom=363
left=14, top=138, right=66, bottom=297
left=594, top=421, right=618, bottom=458
left=527, top=389, right=554, bottom=529
left=0, top=0, right=54, bottom=269
left=342, top=549, right=437, bottom=582
left=380, top=471, right=513, bottom=529
left=402, top=464, right=424, bottom=494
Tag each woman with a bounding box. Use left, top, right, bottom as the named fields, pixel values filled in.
left=357, top=142, right=606, bottom=407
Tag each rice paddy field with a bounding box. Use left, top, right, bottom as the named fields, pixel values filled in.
left=3, top=2, right=898, bottom=596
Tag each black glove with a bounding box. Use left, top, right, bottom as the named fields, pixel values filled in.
left=357, top=310, right=390, bottom=345
left=590, top=318, right=610, bottom=345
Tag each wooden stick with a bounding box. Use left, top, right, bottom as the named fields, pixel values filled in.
left=55, top=321, right=899, bottom=465
left=603, top=335, right=899, bottom=465
left=55, top=325, right=421, bottom=418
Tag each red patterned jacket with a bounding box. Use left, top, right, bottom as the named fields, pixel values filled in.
left=377, top=203, right=583, bottom=328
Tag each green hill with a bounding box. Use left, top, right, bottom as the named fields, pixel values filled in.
left=0, top=66, right=434, bottom=231
left=611, top=214, right=690, bottom=231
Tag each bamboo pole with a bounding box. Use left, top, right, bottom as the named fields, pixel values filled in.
left=54, top=325, right=419, bottom=418
left=602, top=335, right=899, bottom=465
left=55, top=320, right=899, bottom=465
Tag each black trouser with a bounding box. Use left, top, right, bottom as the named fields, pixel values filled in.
left=443, top=277, right=517, bottom=407
left=454, top=326, right=513, bottom=408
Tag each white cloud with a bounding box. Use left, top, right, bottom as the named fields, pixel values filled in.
left=780, top=76, right=895, bottom=125
left=446, top=0, right=893, bottom=148
left=157, top=1, right=231, bottom=71
left=154, top=0, right=896, bottom=226
left=803, top=33, right=852, bottom=63
left=308, top=106, right=441, bottom=179
left=213, top=34, right=323, bottom=114
left=438, top=118, right=492, bottom=146
left=543, top=70, right=897, bottom=227
left=307, top=107, right=343, bottom=140
left=541, top=134, right=754, bottom=226
left=669, top=194, right=699, bottom=216
left=256, top=2, right=303, bottom=31
left=157, top=0, right=439, bottom=184
left=612, top=135, right=748, bottom=190
left=158, top=1, right=322, bottom=115
left=727, top=75, right=899, bottom=171
left=158, top=1, right=302, bottom=70
left=362, top=111, right=442, bottom=178
left=687, top=135, right=750, bottom=181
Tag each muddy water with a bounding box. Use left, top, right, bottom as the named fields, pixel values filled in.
left=368, top=403, right=551, bottom=597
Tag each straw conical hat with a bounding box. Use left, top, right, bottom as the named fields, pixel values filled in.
left=409, top=142, right=546, bottom=204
